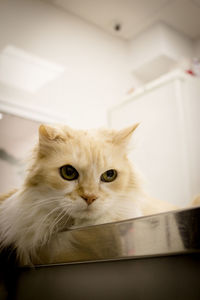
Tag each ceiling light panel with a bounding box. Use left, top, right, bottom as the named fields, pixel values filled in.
left=0, top=45, right=65, bottom=92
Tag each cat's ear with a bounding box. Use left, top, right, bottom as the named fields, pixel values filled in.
left=38, top=124, right=67, bottom=158
left=39, top=124, right=65, bottom=142
left=112, top=123, right=139, bottom=146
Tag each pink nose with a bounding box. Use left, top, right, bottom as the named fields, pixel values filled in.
left=81, top=194, right=98, bottom=205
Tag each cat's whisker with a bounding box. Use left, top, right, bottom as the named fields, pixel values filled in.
left=25, top=200, right=57, bottom=212
left=28, top=195, right=73, bottom=212
left=27, top=207, right=64, bottom=247
left=48, top=207, right=73, bottom=237
left=21, top=206, right=61, bottom=239
left=57, top=208, right=73, bottom=231
left=17, top=201, right=60, bottom=223
left=43, top=201, right=72, bottom=229
left=50, top=208, right=69, bottom=230
left=64, top=209, right=73, bottom=226
left=36, top=206, right=62, bottom=236
left=53, top=212, right=69, bottom=232
left=28, top=197, right=62, bottom=209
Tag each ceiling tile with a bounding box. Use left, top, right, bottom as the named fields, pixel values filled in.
left=0, top=45, right=65, bottom=92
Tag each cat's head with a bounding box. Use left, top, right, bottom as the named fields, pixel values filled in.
left=25, top=124, right=140, bottom=225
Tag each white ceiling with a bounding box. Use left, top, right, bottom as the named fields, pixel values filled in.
left=46, top=0, right=200, bottom=40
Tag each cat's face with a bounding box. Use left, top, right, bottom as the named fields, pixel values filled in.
left=26, top=124, right=139, bottom=225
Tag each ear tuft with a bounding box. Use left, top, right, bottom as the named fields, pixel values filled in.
left=39, top=124, right=50, bottom=140
left=39, top=124, right=65, bottom=142
left=112, top=123, right=139, bottom=145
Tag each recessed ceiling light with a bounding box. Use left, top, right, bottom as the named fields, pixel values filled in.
left=0, top=45, right=65, bottom=93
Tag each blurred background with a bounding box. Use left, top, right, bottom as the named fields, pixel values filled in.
left=0, top=0, right=199, bottom=207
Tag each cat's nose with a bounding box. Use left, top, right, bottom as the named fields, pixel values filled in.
left=81, top=194, right=98, bottom=205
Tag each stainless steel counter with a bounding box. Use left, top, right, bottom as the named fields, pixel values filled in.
left=41, top=206, right=200, bottom=266
left=1, top=207, right=200, bottom=300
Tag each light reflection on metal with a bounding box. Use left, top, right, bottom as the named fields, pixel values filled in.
left=38, top=207, right=200, bottom=266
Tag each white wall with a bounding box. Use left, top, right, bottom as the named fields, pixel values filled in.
left=0, top=0, right=132, bottom=128
left=109, top=72, right=200, bottom=206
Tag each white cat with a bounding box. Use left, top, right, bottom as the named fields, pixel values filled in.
left=0, top=124, right=176, bottom=265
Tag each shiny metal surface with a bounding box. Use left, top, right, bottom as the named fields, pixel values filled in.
left=40, top=207, right=200, bottom=266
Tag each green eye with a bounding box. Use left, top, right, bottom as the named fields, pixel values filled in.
left=101, top=169, right=117, bottom=182
left=59, top=165, right=79, bottom=181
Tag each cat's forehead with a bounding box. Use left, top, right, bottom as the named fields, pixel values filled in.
left=51, top=129, right=119, bottom=169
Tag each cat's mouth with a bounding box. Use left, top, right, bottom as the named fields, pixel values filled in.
left=83, top=204, right=95, bottom=212
left=71, top=203, right=97, bottom=218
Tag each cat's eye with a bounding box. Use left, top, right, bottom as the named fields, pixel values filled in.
left=59, top=165, right=79, bottom=181
left=101, top=169, right=117, bottom=182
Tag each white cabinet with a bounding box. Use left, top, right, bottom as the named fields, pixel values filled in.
left=109, top=71, right=200, bottom=206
